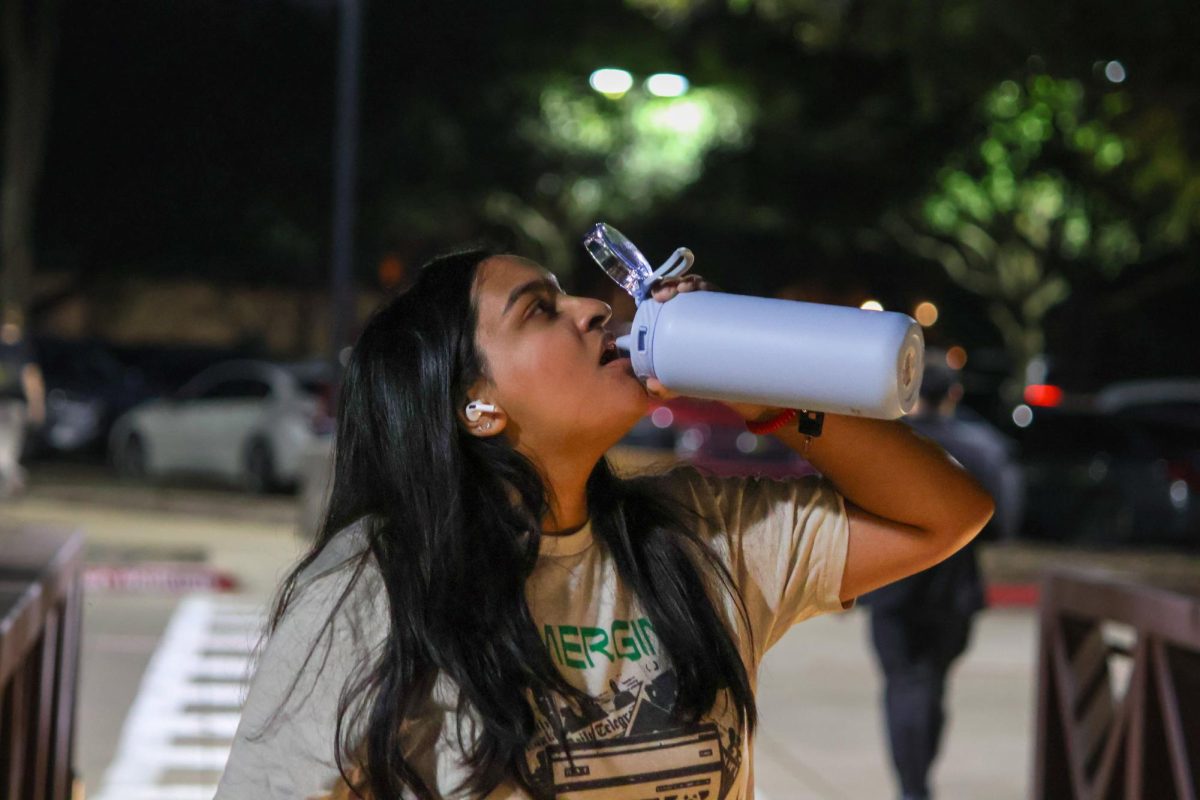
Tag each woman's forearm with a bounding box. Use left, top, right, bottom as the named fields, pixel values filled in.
left=769, top=412, right=995, bottom=535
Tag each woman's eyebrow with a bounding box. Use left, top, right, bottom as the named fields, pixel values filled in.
left=503, top=276, right=563, bottom=317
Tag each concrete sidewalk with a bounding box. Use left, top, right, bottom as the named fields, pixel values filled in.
left=0, top=493, right=305, bottom=795
left=4, top=484, right=1039, bottom=799
left=754, top=607, right=1035, bottom=799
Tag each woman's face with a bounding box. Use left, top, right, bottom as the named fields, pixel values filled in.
left=467, top=255, right=649, bottom=457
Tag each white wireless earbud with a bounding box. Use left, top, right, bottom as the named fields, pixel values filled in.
left=464, top=401, right=497, bottom=422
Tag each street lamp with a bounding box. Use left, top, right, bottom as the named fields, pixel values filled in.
left=330, top=0, right=362, bottom=382
left=588, top=68, right=633, bottom=98
left=645, top=73, right=689, bottom=97
left=589, top=69, right=691, bottom=100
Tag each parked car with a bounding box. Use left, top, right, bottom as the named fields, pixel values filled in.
left=108, top=341, right=265, bottom=397
left=27, top=337, right=156, bottom=459
left=1012, top=407, right=1200, bottom=548
left=680, top=401, right=816, bottom=479
left=108, top=359, right=334, bottom=492
left=627, top=398, right=817, bottom=479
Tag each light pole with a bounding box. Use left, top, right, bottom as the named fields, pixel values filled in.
left=330, top=0, right=362, bottom=380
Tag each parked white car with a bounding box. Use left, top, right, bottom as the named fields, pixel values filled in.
left=108, top=360, right=334, bottom=492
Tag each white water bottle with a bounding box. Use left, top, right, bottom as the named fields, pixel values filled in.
left=584, top=223, right=924, bottom=419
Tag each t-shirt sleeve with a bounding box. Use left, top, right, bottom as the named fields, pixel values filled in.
left=664, top=466, right=853, bottom=660
left=216, top=562, right=387, bottom=800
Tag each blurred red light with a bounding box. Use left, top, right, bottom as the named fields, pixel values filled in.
left=1023, top=384, right=1064, bottom=407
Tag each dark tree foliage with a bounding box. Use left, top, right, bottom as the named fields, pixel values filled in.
left=28, top=0, right=1200, bottom=388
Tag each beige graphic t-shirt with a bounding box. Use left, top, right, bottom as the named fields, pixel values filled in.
left=216, top=465, right=851, bottom=799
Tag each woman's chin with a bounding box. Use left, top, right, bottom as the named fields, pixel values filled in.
left=582, top=366, right=653, bottom=431
left=600, top=395, right=652, bottom=434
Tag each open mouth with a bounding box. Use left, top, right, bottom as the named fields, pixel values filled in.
left=599, top=336, right=619, bottom=366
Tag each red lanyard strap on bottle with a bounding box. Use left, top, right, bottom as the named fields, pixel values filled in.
left=745, top=408, right=825, bottom=438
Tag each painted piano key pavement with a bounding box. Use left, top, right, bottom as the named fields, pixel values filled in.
left=84, top=591, right=787, bottom=800
left=89, top=595, right=264, bottom=800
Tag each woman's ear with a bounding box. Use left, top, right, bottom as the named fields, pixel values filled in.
left=457, top=385, right=507, bottom=437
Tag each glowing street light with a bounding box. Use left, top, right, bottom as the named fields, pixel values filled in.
left=589, top=68, right=633, bottom=99
left=646, top=73, right=689, bottom=97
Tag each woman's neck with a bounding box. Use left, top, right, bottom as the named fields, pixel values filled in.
left=538, top=464, right=592, bottom=536
left=540, top=491, right=589, bottom=536
left=517, top=436, right=604, bottom=538
left=542, top=517, right=589, bottom=537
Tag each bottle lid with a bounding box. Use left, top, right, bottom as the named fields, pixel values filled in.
left=583, top=223, right=655, bottom=301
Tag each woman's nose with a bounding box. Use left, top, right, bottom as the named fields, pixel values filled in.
left=574, top=296, right=612, bottom=331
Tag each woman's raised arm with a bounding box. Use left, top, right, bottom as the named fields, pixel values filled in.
left=643, top=276, right=995, bottom=606
left=771, top=413, right=995, bottom=603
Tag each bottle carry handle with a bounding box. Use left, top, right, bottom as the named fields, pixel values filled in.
left=640, top=247, right=695, bottom=302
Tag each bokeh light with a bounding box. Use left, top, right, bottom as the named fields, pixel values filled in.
left=915, top=301, right=939, bottom=327
left=1170, top=480, right=1189, bottom=509
left=1104, top=60, right=1127, bottom=83
left=589, top=68, right=634, bottom=98
left=860, top=299, right=884, bottom=311
left=1023, top=384, right=1064, bottom=407
left=679, top=427, right=704, bottom=452
left=650, top=406, right=674, bottom=428
left=735, top=431, right=758, bottom=454
left=1012, top=404, right=1034, bottom=428
left=646, top=73, right=689, bottom=97
left=650, top=99, right=705, bottom=134
left=946, top=346, right=968, bottom=369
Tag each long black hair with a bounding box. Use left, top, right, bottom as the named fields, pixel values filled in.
left=266, top=249, right=756, bottom=798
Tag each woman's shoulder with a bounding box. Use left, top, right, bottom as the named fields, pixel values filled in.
left=632, top=462, right=712, bottom=498
left=275, top=517, right=387, bottom=657
left=233, top=518, right=386, bottom=745
left=636, top=462, right=825, bottom=506
left=298, top=516, right=373, bottom=582
left=219, top=519, right=384, bottom=799
left=629, top=463, right=750, bottom=533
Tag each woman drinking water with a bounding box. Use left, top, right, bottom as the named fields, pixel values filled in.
left=216, top=249, right=993, bottom=799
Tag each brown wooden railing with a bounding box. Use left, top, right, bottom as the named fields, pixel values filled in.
left=1035, top=569, right=1200, bottom=800
left=0, top=525, right=85, bottom=800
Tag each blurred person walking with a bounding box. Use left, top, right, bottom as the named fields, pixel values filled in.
left=0, top=318, right=45, bottom=497
left=864, top=348, right=1023, bottom=800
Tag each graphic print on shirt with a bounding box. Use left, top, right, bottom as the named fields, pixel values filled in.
left=521, top=617, right=743, bottom=800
